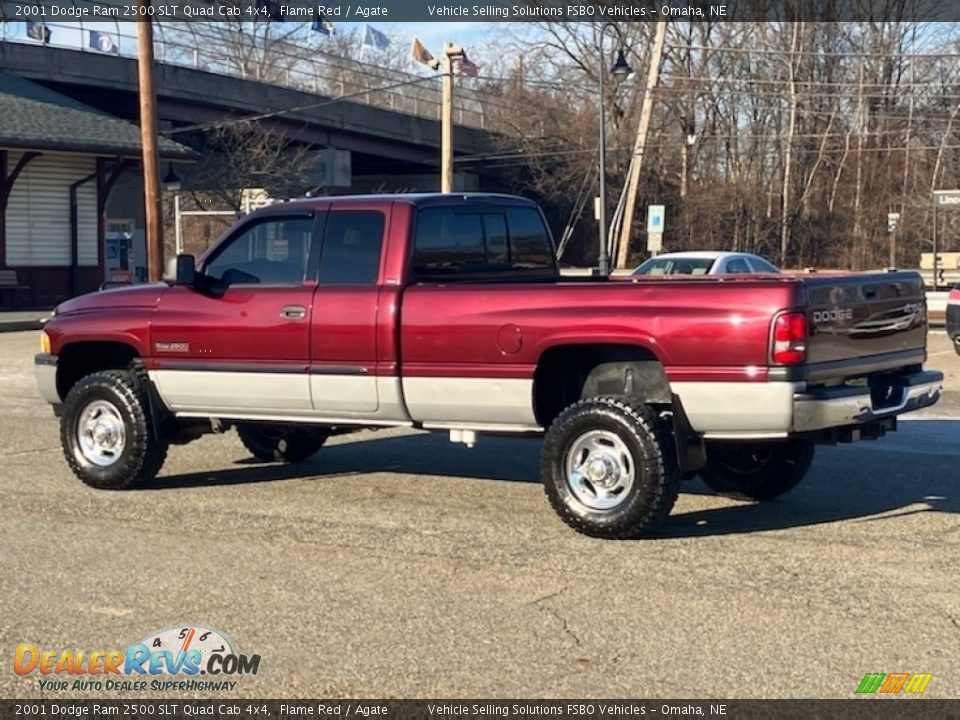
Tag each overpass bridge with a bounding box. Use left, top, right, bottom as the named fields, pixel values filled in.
left=0, top=23, right=517, bottom=305
left=0, top=23, right=502, bottom=188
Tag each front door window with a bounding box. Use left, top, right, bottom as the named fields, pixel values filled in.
left=203, top=215, right=315, bottom=286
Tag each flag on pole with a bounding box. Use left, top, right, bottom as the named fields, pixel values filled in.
left=458, top=57, right=481, bottom=78
left=311, top=16, right=335, bottom=35
left=411, top=37, right=439, bottom=70
left=88, top=30, right=119, bottom=55
left=26, top=20, right=51, bottom=44
left=362, top=25, right=390, bottom=51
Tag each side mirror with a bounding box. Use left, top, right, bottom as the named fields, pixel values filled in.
left=175, top=254, right=196, bottom=286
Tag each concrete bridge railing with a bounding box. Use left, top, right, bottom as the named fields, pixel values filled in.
left=0, top=21, right=491, bottom=128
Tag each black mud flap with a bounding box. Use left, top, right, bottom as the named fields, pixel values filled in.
left=671, top=393, right=706, bottom=473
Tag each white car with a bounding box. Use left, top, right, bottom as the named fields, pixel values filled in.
left=633, top=251, right=779, bottom=276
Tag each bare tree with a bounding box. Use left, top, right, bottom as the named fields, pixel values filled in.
left=184, top=121, right=318, bottom=212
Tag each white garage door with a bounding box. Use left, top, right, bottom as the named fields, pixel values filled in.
left=5, top=151, right=98, bottom=267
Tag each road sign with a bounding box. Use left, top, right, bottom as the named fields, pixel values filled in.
left=933, top=190, right=960, bottom=207
left=887, top=212, right=900, bottom=232
left=647, top=232, right=663, bottom=254
left=647, top=205, right=665, bottom=233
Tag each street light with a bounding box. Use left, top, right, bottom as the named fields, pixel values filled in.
left=597, top=25, right=633, bottom=276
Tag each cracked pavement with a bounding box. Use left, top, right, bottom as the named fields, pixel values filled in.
left=1, top=329, right=958, bottom=699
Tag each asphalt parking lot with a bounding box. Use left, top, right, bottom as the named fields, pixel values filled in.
left=1, top=329, right=958, bottom=699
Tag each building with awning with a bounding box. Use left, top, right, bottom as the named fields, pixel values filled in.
left=0, top=70, right=196, bottom=307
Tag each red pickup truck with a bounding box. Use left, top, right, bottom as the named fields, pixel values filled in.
left=36, top=193, right=943, bottom=538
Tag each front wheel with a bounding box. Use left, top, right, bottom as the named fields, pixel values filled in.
left=60, top=370, right=168, bottom=489
left=236, top=423, right=328, bottom=463
left=700, top=439, right=815, bottom=501
left=541, top=397, right=680, bottom=539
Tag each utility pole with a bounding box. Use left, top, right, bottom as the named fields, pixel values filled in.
left=597, top=43, right=611, bottom=276
left=441, top=43, right=464, bottom=193
left=137, top=12, right=163, bottom=281
left=596, top=24, right=634, bottom=276
left=614, top=22, right=667, bottom=270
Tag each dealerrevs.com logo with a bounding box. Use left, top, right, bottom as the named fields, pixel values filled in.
left=14, top=625, right=261, bottom=693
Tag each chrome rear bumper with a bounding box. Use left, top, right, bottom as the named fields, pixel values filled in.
left=793, top=370, right=943, bottom=433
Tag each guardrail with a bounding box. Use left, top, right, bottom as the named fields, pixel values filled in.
left=0, top=21, right=491, bottom=128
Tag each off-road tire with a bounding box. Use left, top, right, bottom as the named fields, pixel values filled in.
left=236, top=423, right=328, bottom=463
left=60, top=370, right=168, bottom=490
left=700, top=439, right=815, bottom=501
left=541, top=396, right=680, bottom=539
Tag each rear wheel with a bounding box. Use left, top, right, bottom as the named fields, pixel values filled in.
left=541, top=397, right=680, bottom=539
left=60, top=370, right=168, bottom=489
left=700, top=439, right=815, bottom=501
left=236, top=423, right=328, bottom=463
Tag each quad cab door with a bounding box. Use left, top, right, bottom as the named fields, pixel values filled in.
left=150, top=210, right=322, bottom=417
left=308, top=202, right=392, bottom=418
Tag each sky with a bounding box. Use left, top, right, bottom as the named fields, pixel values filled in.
left=380, top=22, right=500, bottom=50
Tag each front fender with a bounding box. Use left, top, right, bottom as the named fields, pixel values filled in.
left=44, top=309, right=154, bottom=358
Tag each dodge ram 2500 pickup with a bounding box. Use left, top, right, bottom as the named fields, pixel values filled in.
left=36, top=193, right=944, bottom=538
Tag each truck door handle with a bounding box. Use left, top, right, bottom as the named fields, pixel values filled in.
left=280, top=305, right=307, bottom=320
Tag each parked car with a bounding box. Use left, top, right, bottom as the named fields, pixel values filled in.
left=633, top=251, right=779, bottom=276
left=36, top=194, right=942, bottom=539
left=948, top=283, right=960, bottom=355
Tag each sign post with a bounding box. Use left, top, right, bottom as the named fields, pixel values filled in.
left=887, top=212, right=900, bottom=268
left=647, top=204, right=665, bottom=256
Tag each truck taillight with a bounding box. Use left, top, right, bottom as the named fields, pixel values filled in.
left=772, top=312, right=807, bottom=365
left=949, top=284, right=960, bottom=302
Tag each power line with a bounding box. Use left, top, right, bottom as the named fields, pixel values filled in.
left=667, top=42, right=960, bottom=60
left=456, top=136, right=960, bottom=168
left=660, top=75, right=960, bottom=91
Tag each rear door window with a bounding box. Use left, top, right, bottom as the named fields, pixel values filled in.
left=726, top=258, right=751, bottom=274
left=317, top=211, right=385, bottom=285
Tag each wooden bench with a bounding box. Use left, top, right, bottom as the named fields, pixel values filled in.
left=0, top=269, right=29, bottom=307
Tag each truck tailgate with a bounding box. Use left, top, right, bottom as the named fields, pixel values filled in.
left=800, top=271, right=927, bottom=384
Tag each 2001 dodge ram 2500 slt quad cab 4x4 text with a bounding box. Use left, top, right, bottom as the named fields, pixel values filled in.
left=36, top=194, right=943, bottom=538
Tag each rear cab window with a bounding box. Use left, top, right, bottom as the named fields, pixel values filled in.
left=411, top=203, right=557, bottom=280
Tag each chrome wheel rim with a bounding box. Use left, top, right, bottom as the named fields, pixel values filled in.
left=77, top=400, right=126, bottom=467
left=564, top=429, right=635, bottom=511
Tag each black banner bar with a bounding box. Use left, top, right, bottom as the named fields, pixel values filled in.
left=2, top=700, right=959, bottom=720
left=2, top=0, right=960, bottom=23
